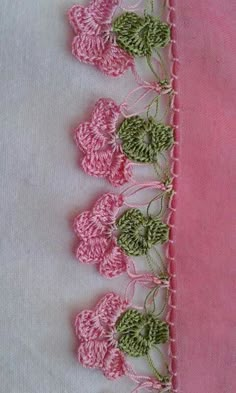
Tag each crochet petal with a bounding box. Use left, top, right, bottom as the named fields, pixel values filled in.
left=103, top=348, right=126, bottom=380
left=90, top=0, right=120, bottom=26
left=98, top=43, right=133, bottom=77
left=74, top=122, right=91, bottom=152
left=74, top=98, right=120, bottom=157
left=107, top=150, right=132, bottom=186
left=96, top=292, right=128, bottom=326
left=93, top=193, right=123, bottom=226
left=68, top=4, right=102, bottom=35
left=82, top=149, right=113, bottom=178
left=78, top=340, right=108, bottom=369
left=99, top=243, right=128, bottom=278
left=75, top=122, right=109, bottom=152
left=76, top=237, right=109, bottom=263
left=90, top=98, right=121, bottom=134
left=73, top=211, right=105, bottom=239
left=72, top=34, right=105, bottom=65
left=68, top=5, right=86, bottom=35
left=68, top=3, right=132, bottom=77
left=75, top=310, right=105, bottom=340
left=74, top=122, right=107, bottom=153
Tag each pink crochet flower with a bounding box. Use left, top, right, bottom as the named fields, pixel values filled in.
left=74, top=98, right=132, bottom=186
left=73, top=193, right=130, bottom=278
left=75, top=292, right=128, bottom=379
left=68, top=1, right=134, bottom=77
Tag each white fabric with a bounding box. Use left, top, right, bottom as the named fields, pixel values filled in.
left=0, top=1, right=137, bottom=392
left=0, top=1, right=165, bottom=392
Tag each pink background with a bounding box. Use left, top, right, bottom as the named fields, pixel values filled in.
left=175, top=1, right=236, bottom=392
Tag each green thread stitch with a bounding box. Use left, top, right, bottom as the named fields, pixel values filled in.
left=116, top=309, right=169, bottom=357
left=117, top=209, right=169, bottom=256
left=118, top=116, right=173, bottom=163
left=112, top=13, right=170, bottom=57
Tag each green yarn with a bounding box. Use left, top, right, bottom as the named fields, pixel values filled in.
left=117, top=209, right=169, bottom=256
left=112, top=12, right=170, bottom=57
left=118, top=116, right=173, bottom=163
left=116, top=309, right=169, bottom=357
left=116, top=309, right=143, bottom=334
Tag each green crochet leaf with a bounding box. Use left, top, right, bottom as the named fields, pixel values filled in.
left=113, top=12, right=170, bottom=57
left=116, top=309, right=143, bottom=334
left=116, top=310, right=169, bottom=357
left=118, top=333, right=151, bottom=356
left=147, top=217, right=170, bottom=245
left=118, top=116, right=173, bottom=163
left=117, top=208, right=144, bottom=232
left=116, top=209, right=169, bottom=256
left=150, top=319, right=169, bottom=345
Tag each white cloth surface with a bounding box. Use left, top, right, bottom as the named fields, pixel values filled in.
left=0, top=1, right=147, bottom=392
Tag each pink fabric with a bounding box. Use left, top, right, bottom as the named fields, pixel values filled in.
left=175, top=1, right=236, bottom=392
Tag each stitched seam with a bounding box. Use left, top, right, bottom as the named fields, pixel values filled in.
left=166, top=1, right=179, bottom=392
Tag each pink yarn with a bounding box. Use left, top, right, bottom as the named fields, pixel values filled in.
left=68, top=1, right=134, bottom=77
left=126, top=364, right=171, bottom=393
left=73, top=192, right=130, bottom=278
left=74, top=98, right=132, bottom=186
left=75, top=292, right=128, bottom=379
left=125, top=272, right=169, bottom=304
left=131, top=380, right=164, bottom=393
left=120, top=81, right=172, bottom=118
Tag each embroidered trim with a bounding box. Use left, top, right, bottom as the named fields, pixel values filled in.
left=66, top=1, right=179, bottom=392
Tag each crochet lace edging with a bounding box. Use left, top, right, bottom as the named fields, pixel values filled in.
left=66, top=1, right=180, bottom=392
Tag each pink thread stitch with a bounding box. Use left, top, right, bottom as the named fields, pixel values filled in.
left=75, top=292, right=128, bottom=379
left=73, top=192, right=130, bottom=278
left=68, top=1, right=133, bottom=77
left=74, top=98, right=132, bottom=186
left=166, top=1, right=179, bottom=392
left=126, top=366, right=172, bottom=393
left=120, top=80, right=172, bottom=118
